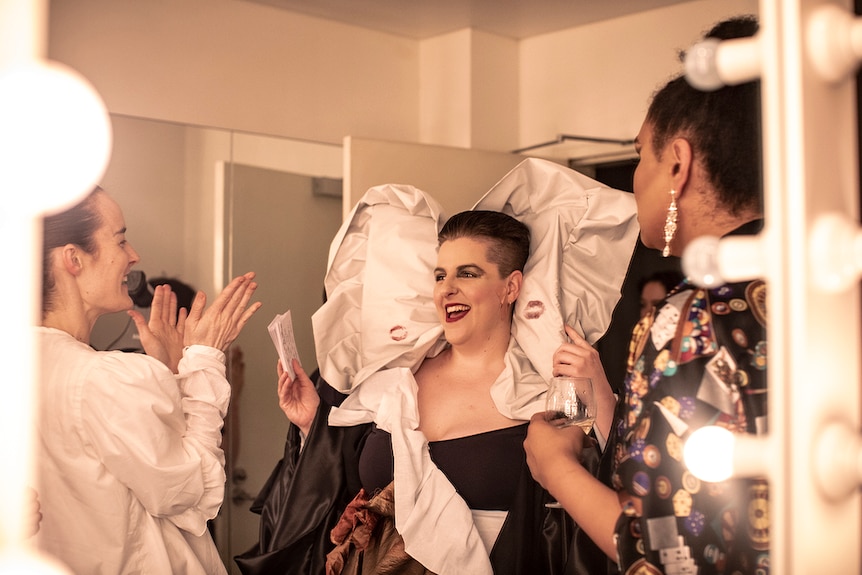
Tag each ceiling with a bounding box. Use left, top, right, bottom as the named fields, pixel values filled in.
left=241, top=0, right=695, bottom=40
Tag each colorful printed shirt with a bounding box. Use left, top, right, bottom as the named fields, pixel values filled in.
left=610, top=278, right=768, bottom=575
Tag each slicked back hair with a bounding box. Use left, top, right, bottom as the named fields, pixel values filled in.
left=41, top=187, right=104, bottom=313
left=438, top=210, right=530, bottom=278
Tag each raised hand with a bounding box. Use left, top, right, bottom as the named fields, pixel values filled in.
left=131, top=284, right=187, bottom=373
left=552, top=324, right=616, bottom=443
left=184, top=272, right=262, bottom=352
left=277, top=358, right=319, bottom=437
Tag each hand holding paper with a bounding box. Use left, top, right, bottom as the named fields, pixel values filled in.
left=268, top=310, right=300, bottom=379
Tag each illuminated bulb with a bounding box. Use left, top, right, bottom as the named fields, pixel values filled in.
left=807, top=4, right=862, bottom=83
left=684, top=36, right=761, bottom=91
left=809, top=212, right=862, bottom=293
left=0, top=60, right=111, bottom=215
left=683, top=234, right=765, bottom=288
left=684, top=38, right=723, bottom=91
left=0, top=549, right=72, bottom=575
left=682, top=235, right=723, bottom=287
left=813, top=422, right=862, bottom=501
left=684, top=425, right=735, bottom=482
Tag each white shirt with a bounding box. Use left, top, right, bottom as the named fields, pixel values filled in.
left=34, top=327, right=230, bottom=575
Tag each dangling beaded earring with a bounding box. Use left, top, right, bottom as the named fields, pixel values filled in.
left=662, top=189, right=678, bottom=257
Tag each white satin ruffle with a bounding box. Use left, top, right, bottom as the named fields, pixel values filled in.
left=329, top=366, right=499, bottom=575
left=474, top=157, right=640, bottom=385
left=312, top=158, right=639, bottom=402
left=314, top=157, right=640, bottom=574
left=312, top=184, right=448, bottom=394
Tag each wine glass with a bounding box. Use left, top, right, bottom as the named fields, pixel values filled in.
left=544, top=376, right=596, bottom=508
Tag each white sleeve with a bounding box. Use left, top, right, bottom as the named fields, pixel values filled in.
left=80, top=345, right=230, bottom=536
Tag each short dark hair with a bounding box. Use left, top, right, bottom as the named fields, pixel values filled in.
left=41, top=187, right=104, bottom=314
left=438, top=210, right=530, bottom=277
left=647, top=15, right=762, bottom=216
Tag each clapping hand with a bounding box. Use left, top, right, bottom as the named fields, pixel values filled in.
left=132, top=283, right=187, bottom=373
left=184, top=272, right=262, bottom=352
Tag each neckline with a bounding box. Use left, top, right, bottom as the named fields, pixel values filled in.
left=428, top=422, right=528, bottom=445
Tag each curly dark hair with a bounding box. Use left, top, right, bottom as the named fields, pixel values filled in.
left=647, top=15, right=762, bottom=216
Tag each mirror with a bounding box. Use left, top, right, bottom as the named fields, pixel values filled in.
left=92, top=114, right=343, bottom=570
left=91, top=114, right=653, bottom=574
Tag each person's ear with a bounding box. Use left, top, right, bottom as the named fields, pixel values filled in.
left=61, top=244, right=83, bottom=275
left=505, top=270, right=523, bottom=303
left=668, top=137, right=694, bottom=196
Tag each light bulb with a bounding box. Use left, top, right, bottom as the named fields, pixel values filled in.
left=683, top=234, right=765, bottom=288
left=684, top=39, right=723, bottom=91
left=684, top=36, right=761, bottom=91
left=0, top=549, right=72, bottom=575
left=0, top=60, right=112, bottom=216
left=682, top=235, right=723, bottom=288
left=684, top=425, right=735, bottom=482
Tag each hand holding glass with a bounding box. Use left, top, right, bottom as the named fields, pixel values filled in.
left=544, top=376, right=596, bottom=508
left=545, top=376, right=596, bottom=432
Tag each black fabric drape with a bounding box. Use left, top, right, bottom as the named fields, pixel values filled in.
left=234, top=375, right=370, bottom=575
left=235, top=374, right=612, bottom=575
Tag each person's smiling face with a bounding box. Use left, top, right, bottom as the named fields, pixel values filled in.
left=433, top=236, right=510, bottom=348
left=78, top=192, right=141, bottom=319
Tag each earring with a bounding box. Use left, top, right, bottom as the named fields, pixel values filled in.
left=499, top=297, right=510, bottom=320
left=662, top=188, right=678, bottom=258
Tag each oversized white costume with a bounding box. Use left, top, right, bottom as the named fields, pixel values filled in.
left=311, top=158, right=640, bottom=574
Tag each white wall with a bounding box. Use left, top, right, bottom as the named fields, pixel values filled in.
left=100, top=115, right=188, bottom=278
left=48, top=0, right=757, bottom=153
left=48, top=0, right=420, bottom=145
left=99, top=115, right=342, bottom=305
left=48, top=0, right=761, bottom=334
left=519, top=0, right=758, bottom=146
left=419, top=29, right=519, bottom=151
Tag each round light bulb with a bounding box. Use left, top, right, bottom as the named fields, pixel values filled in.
left=682, top=235, right=724, bottom=288
left=0, top=60, right=112, bottom=216
left=684, top=38, right=723, bottom=91
left=0, top=549, right=72, bottom=575
left=684, top=425, right=735, bottom=482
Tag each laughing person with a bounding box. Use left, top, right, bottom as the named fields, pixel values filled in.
left=237, top=161, right=640, bottom=575
left=35, top=187, right=261, bottom=574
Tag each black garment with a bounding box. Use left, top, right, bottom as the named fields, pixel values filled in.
left=235, top=371, right=609, bottom=574
left=234, top=374, right=367, bottom=575
left=359, top=424, right=528, bottom=511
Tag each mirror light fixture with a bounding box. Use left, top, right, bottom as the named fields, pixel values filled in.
left=0, top=60, right=112, bottom=214
left=808, top=212, right=862, bottom=293
left=683, top=426, right=771, bottom=483
left=684, top=4, right=862, bottom=89
left=0, top=1, right=110, bottom=572
left=807, top=4, right=862, bottom=83
left=684, top=34, right=761, bottom=91
left=682, top=234, right=766, bottom=288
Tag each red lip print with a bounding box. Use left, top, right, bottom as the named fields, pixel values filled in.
left=524, top=300, right=545, bottom=319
